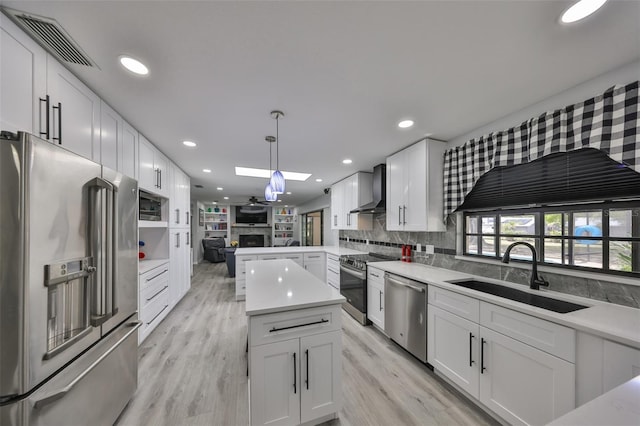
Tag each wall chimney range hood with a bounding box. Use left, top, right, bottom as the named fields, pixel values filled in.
left=350, top=163, right=386, bottom=214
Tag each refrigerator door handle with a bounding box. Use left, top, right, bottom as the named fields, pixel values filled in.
left=33, top=321, right=142, bottom=409
left=88, top=177, right=115, bottom=326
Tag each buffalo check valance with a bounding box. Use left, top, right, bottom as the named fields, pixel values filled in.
left=443, top=80, right=640, bottom=221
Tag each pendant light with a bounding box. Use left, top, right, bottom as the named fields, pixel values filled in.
left=264, top=136, right=278, bottom=201
left=270, top=110, right=285, bottom=194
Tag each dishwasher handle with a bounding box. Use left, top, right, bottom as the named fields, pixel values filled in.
left=385, top=274, right=425, bottom=293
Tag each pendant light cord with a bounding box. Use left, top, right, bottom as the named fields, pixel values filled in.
left=276, top=115, right=279, bottom=170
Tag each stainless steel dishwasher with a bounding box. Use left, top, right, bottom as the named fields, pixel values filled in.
left=384, top=272, right=427, bottom=363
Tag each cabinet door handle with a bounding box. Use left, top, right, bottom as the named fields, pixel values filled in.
left=186, top=211, right=189, bottom=225
left=305, top=349, right=309, bottom=390
left=379, top=290, right=383, bottom=311
left=403, top=205, right=407, bottom=225
left=175, top=233, right=180, bottom=248
left=269, top=318, right=328, bottom=333
left=175, top=209, right=180, bottom=224
left=480, top=338, right=486, bottom=373
left=293, top=352, right=297, bottom=394
left=398, top=206, right=402, bottom=226
left=52, top=102, right=62, bottom=144
left=186, top=232, right=190, bottom=245
left=469, top=333, right=475, bottom=366
left=370, top=272, right=379, bottom=278
left=159, top=169, right=162, bottom=189
left=155, top=169, right=159, bottom=188
left=39, top=95, right=50, bottom=139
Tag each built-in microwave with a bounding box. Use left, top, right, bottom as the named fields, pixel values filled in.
left=139, top=190, right=162, bottom=221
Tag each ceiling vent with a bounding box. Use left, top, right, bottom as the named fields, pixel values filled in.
left=194, top=184, right=204, bottom=189
left=2, top=7, right=97, bottom=67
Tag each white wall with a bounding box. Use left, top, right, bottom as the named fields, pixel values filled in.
left=449, top=60, right=640, bottom=148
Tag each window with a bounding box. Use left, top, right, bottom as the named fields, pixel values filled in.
left=463, top=202, right=640, bottom=276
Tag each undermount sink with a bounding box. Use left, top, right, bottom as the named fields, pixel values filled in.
left=445, top=279, right=588, bottom=313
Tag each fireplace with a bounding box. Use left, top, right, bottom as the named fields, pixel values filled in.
left=240, top=234, right=265, bottom=248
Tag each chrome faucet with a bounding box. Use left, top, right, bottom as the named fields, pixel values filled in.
left=501, top=242, right=549, bottom=290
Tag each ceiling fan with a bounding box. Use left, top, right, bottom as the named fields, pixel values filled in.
left=245, top=196, right=271, bottom=206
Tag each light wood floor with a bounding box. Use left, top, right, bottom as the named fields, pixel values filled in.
left=115, top=262, right=497, bottom=426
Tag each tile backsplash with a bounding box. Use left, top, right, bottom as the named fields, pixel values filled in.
left=341, top=213, right=640, bottom=308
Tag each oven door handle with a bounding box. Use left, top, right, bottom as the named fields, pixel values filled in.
left=340, top=265, right=366, bottom=280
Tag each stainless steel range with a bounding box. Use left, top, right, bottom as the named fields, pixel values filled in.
left=339, top=252, right=399, bottom=324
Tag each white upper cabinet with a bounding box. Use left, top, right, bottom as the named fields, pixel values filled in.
left=386, top=138, right=446, bottom=232
left=121, top=121, right=138, bottom=179
left=169, top=163, right=190, bottom=229
left=0, top=14, right=46, bottom=134
left=99, top=101, right=121, bottom=171
left=138, top=134, right=169, bottom=197
left=46, top=57, right=100, bottom=162
left=330, top=172, right=372, bottom=230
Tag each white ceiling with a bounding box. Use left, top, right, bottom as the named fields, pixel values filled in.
left=3, top=0, right=639, bottom=206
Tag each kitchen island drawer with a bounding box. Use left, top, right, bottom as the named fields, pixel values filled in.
left=428, top=286, right=480, bottom=322
left=249, top=304, right=342, bottom=347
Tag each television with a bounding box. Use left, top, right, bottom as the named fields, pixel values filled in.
left=235, top=205, right=269, bottom=224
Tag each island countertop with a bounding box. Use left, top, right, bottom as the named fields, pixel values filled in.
left=245, top=259, right=346, bottom=316
left=235, top=246, right=365, bottom=256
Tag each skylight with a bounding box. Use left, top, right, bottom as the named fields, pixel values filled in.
left=235, top=167, right=311, bottom=181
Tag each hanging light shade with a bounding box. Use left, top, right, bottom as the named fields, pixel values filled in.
left=264, top=183, right=277, bottom=202
left=270, top=110, right=285, bottom=194
left=264, top=135, right=278, bottom=202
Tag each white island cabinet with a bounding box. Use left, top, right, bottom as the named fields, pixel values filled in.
left=246, top=259, right=345, bottom=426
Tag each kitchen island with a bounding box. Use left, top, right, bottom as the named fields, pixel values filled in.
left=246, top=259, right=345, bottom=426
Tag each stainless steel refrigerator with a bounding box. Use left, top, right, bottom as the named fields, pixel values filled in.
left=0, top=131, right=140, bottom=425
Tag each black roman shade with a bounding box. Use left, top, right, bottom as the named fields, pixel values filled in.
left=459, top=148, right=640, bottom=210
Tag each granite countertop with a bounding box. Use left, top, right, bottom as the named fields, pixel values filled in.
left=139, top=258, right=170, bottom=275
left=235, top=246, right=366, bottom=256
left=245, top=259, right=345, bottom=316
left=369, top=261, right=640, bottom=349
left=547, top=375, right=640, bottom=426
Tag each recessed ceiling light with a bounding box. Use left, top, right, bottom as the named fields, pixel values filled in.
left=182, top=140, right=196, bottom=147
left=234, top=167, right=311, bottom=181
left=342, top=159, right=353, bottom=165
left=216, top=187, right=223, bottom=191
left=119, top=55, right=149, bottom=75
left=398, top=120, right=414, bottom=129
left=561, top=0, right=607, bottom=23
left=223, top=196, right=229, bottom=200
left=315, top=178, right=323, bottom=182
left=203, top=169, right=211, bottom=173
left=278, top=200, right=282, bottom=202
left=286, top=192, right=292, bottom=195
left=285, top=205, right=289, bottom=207
left=212, top=202, right=217, bottom=205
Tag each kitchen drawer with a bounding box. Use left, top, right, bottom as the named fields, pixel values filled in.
left=257, top=254, right=281, bottom=261
left=367, top=267, right=384, bottom=286
left=480, top=302, right=575, bottom=362
left=304, top=252, right=325, bottom=262
left=140, top=286, right=169, bottom=339
left=237, top=255, right=257, bottom=278
left=429, top=286, right=480, bottom=323
left=139, top=263, right=169, bottom=291
left=281, top=253, right=303, bottom=266
left=140, top=274, right=169, bottom=310
left=236, top=277, right=246, bottom=300
left=249, top=304, right=342, bottom=347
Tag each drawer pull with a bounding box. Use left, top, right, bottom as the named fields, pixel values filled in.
left=370, top=272, right=380, bottom=278
left=269, top=318, right=328, bottom=333
left=145, top=269, right=168, bottom=282
left=147, top=305, right=168, bottom=325
left=146, top=285, right=168, bottom=302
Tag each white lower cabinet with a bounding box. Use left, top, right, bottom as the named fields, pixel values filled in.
left=236, top=255, right=257, bottom=300
left=366, top=267, right=385, bottom=330
left=428, top=287, right=575, bottom=425
left=139, top=262, right=170, bottom=344
left=249, top=304, right=342, bottom=426
left=303, top=253, right=326, bottom=282
left=326, top=254, right=340, bottom=290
